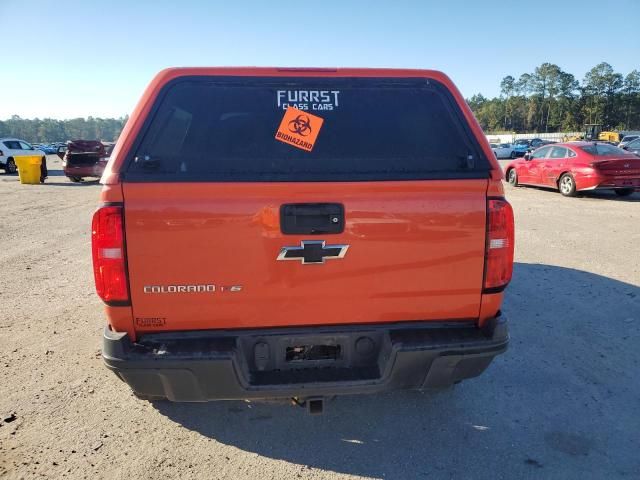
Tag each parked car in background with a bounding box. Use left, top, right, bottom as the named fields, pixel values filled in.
left=39, top=144, right=58, bottom=154
left=619, top=135, right=640, bottom=149
left=58, top=140, right=113, bottom=182
left=505, top=142, right=640, bottom=197
left=622, top=138, right=640, bottom=156
left=491, top=143, right=517, bottom=159
left=512, top=139, right=530, bottom=157
left=0, top=138, right=46, bottom=174
left=511, top=138, right=556, bottom=156
left=529, top=138, right=557, bottom=148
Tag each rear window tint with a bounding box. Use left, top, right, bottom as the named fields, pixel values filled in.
left=579, top=144, right=627, bottom=156
left=125, top=77, right=490, bottom=182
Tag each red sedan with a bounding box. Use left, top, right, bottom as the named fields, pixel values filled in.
left=504, top=142, right=640, bottom=197
left=57, top=140, right=113, bottom=182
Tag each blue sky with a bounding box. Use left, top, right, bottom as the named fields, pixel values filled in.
left=1, top=0, right=638, bottom=120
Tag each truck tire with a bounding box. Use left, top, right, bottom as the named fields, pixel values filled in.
left=68, top=176, right=83, bottom=183
left=614, top=188, right=635, bottom=197
left=559, top=173, right=577, bottom=197
left=5, top=158, right=16, bottom=174
left=507, top=168, right=518, bottom=186
left=510, top=151, right=516, bottom=159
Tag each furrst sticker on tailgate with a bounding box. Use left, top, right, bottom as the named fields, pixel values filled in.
left=275, top=107, right=324, bottom=152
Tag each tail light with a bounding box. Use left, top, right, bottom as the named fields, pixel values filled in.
left=91, top=205, right=129, bottom=304
left=483, top=199, right=514, bottom=292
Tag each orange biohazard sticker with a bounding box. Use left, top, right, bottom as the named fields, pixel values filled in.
left=275, top=107, right=324, bottom=152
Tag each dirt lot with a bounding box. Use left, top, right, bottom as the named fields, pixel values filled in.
left=1, top=156, right=639, bottom=479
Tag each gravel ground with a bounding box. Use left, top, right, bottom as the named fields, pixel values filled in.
left=1, top=156, right=639, bottom=479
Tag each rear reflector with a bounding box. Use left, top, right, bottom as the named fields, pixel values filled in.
left=483, top=199, right=514, bottom=292
left=489, top=238, right=508, bottom=249
left=91, top=205, right=129, bottom=304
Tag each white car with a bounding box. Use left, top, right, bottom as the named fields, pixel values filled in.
left=0, top=138, right=46, bottom=174
left=619, top=135, right=640, bottom=149
left=490, top=143, right=517, bottom=159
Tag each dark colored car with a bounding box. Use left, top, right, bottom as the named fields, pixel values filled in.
left=58, top=140, right=114, bottom=182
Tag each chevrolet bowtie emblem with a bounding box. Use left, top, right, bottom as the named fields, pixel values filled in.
left=277, top=240, right=349, bottom=265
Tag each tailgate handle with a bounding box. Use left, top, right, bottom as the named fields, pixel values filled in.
left=280, top=203, right=344, bottom=235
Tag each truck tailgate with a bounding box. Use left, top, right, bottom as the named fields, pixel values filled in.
left=123, top=179, right=487, bottom=332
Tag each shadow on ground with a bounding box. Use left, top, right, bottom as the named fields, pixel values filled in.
left=42, top=180, right=101, bottom=187
left=4, top=166, right=101, bottom=186
left=153, top=263, right=640, bottom=479
left=43, top=165, right=101, bottom=186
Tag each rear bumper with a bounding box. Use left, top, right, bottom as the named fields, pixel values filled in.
left=576, top=173, right=640, bottom=191
left=63, top=162, right=107, bottom=178
left=103, top=316, right=508, bottom=401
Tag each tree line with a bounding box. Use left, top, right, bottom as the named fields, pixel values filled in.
left=2, top=63, right=639, bottom=142
left=467, top=62, right=640, bottom=134
left=0, top=116, right=128, bottom=143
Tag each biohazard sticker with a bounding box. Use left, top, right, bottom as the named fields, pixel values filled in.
left=275, top=107, right=324, bottom=152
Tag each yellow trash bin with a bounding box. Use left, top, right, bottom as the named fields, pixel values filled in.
left=15, top=155, right=42, bottom=185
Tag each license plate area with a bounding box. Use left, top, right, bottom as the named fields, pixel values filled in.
left=286, top=344, right=341, bottom=363
left=239, top=330, right=389, bottom=385
left=612, top=178, right=639, bottom=186
left=278, top=335, right=348, bottom=370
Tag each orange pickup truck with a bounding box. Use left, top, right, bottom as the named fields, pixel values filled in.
left=96, top=68, right=513, bottom=412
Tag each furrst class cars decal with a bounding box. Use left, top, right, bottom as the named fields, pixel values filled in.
left=276, top=90, right=340, bottom=111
